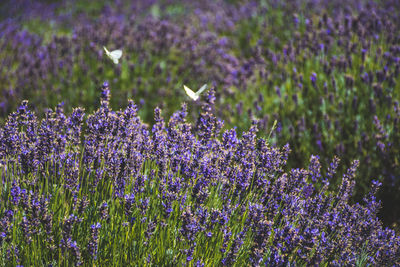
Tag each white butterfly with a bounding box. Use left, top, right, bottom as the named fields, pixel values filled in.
left=183, top=84, right=208, bottom=101
left=103, top=46, right=122, bottom=64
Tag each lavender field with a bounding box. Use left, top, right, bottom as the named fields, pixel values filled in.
left=0, top=0, right=400, bottom=265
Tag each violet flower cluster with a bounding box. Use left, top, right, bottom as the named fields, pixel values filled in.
left=1, top=0, right=400, bottom=228
left=0, top=84, right=398, bottom=265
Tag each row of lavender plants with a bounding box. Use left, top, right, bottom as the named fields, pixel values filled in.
left=226, top=0, right=400, bottom=224
left=1, top=0, right=400, bottom=228
left=0, top=84, right=399, bottom=265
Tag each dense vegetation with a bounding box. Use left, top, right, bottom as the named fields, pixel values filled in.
left=0, top=0, right=399, bottom=265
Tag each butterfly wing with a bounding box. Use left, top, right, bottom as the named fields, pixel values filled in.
left=183, top=85, right=198, bottom=100
left=195, top=84, right=208, bottom=96
left=110, top=50, right=122, bottom=59
left=103, top=46, right=110, bottom=56
left=110, top=50, right=122, bottom=64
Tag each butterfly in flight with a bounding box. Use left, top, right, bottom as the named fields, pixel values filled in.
left=103, top=46, right=122, bottom=64
left=183, top=84, right=208, bottom=101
